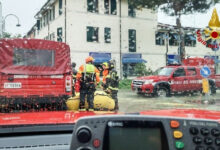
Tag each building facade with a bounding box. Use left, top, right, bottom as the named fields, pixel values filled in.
left=28, top=0, right=220, bottom=76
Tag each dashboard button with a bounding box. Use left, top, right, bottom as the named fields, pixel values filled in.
left=190, top=127, right=199, bottom=135
left=93, top=139, right=101, bottom=148
left=201, top=128, right=210, bottom=136
left=174, top=131, right=183, bottom=139
left=195, top=146, right=205, bottom=150
left=193, top=136, right=203, bottom=144
left=170, top=120, right=180, bottom=128
left=77, top=128, right=92, bottom=143
left=206, top=147, right=215, bottom=150
left=211, top=129, right=220, bottom=137
left=204, top=137, right=213, bottom=145
left=215, top=138, right=220, bottom=146
left=175, top=141, right=184, bottom=149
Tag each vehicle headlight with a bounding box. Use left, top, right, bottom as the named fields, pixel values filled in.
left=144, top=80, right=154, bottom=85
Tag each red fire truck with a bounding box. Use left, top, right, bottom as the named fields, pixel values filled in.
left=131, top=57, right=220, bottom=97
left=0, top=39, right=72, bottom=112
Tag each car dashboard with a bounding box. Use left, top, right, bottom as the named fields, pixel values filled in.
left=0, top=110, right=219, bottom=150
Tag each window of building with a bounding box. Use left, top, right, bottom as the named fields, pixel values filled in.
left=59, top=0, right=63, bottom=15
left=42, top=15, right=45, bottom=27
left=57, top=27, right=63, bottom=42
left=40, top=18, right=42, bottom=29
left=50, top=33, right=55, bottom=41
left=155, top=32, right=165, bottom=45
left=104, top=0, right=109, bottom=14
left=49, top=10, right=52, bottom=21
left=128, top=0, right=136, bottom=17
left=104, top=27, right=111, bottom=43
left=37, top=20, right=41, bottom=30
left=111, top=0, right=117, bottom=15
left=104, top=0, right=117, bottom=15
left=52, top=5, right=55, bottom=20
left=87, top=0, right=98, bottom=13
left=129, top=29, right=136, bottom=52
left=87, top=26, right=99, bottom=42
left=185, top=34, right=196, bottom=47
left=169, top=33, right=179, bottom=46
left=45, top=13, right=49, bottom=25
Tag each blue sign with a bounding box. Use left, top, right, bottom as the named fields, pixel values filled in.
left=200, top=66, right=211, bottom=78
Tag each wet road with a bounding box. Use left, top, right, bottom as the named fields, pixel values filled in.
left=118, top=89, right=220, bottom=113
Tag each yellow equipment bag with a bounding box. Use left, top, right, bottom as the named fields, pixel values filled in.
left=66, top=91, right=115, bottom=111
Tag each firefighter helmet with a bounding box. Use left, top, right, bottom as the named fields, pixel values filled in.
left=85, top=56, right=94, bottom=63
left=102, top=62, right=109, bottom=69
left=109, top=61, right=115, bottom=70
left=72, top=62, right=76, bottom=68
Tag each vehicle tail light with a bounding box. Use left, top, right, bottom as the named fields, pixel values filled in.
left=65, top=76, right=72, bottom=92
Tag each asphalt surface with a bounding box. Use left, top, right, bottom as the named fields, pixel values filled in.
left=118, top=89, right=220, bottom=113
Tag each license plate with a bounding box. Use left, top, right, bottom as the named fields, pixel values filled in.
left=133, top=86, right=140, bottom=91
left=4, top=83, right=22, bottom=89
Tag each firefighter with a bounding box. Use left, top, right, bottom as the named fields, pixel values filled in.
left=102, top=61, right=119, bottom=111
left=71, top=62, right=77, bottom=96
left=76, top=56, right=100, bottom=111
left=101, top=62, right=109, bottom=91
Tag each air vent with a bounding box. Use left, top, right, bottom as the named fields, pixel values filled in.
left=0, top=143, right=69, bottom=150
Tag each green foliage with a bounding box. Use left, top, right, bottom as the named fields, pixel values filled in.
left=119, top=79, right=132, bottom=89
left=2, top=32, right=22, bottom=38
left=134, top=63, right=153, bottom=76
left=129, top=0, right=220, bottom=16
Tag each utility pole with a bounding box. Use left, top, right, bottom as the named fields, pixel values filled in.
left=119, top=0, right=123, bottom=79
left=165, top=32, right=169, bottom=65
left=0, top=2, right=3, bottom=38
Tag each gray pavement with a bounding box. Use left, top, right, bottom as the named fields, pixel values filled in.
left=118, top=89, right=220, bottom=113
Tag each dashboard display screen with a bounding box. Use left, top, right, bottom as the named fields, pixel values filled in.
left=107, top=121, right=163, bottom=150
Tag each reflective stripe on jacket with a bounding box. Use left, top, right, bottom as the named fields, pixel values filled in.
left=76, top=64, right=100, bottom=83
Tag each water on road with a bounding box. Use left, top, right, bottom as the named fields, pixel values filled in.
left=118, top=90, right=220, bottom=113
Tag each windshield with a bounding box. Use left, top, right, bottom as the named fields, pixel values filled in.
left=13, top=49, right=55, bottom=67
left=0, top=0, right=220, bottom=124
left=153, top=67, right=174, bottom=76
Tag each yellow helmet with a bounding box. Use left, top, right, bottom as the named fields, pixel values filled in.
left=102, top=62, right=109, bottom=68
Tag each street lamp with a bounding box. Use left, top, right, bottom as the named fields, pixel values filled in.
left=0, top=2, right=21, bottom=38
left=1, top=14, right=21, bottom=37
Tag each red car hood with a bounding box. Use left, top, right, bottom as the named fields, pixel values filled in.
left=134, top=75, right=170, bottom=81
left=0, top=109, right=219, bottom=126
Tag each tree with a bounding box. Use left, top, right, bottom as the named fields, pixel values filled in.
left=129, top=0, right=220, bottom=62
left=134, top=63, right=153, bottom=76
left=2, top=32, right=22, bottom=38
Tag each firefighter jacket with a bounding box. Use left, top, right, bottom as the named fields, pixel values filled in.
left=106, top=69, right=119, bottom=91
left=102, top=69, right=109, bottom=83
left=76, top=64, right=100, bottom=84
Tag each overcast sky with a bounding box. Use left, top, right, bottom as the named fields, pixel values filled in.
left=1, top=0, right=220, bottom=36
left=0, top=0, right=47, bottom=36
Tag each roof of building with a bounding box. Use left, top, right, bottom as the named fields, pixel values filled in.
left=34, top=0, right=56, bottom=19
left=157, top=22, right=201, bottom=32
